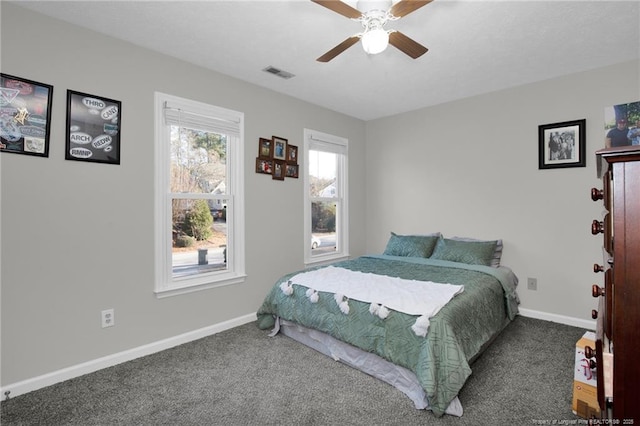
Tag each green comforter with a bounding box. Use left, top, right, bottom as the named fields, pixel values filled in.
left=256, top=255, right=519, bottom=416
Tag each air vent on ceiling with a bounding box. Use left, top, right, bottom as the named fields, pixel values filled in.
left=262, top=66, right=295, bottom=80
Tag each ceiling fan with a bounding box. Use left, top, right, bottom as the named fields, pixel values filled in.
left=312, top=0, right=433, bottom=62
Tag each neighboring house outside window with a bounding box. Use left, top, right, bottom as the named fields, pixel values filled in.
left=154, top=92, right=245, bottom=297
left=304, top=128, right=349, bottom=265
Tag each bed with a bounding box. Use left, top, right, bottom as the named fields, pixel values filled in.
left=256, top=233, right=520, bottom=417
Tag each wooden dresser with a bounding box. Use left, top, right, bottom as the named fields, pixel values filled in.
left=589, top=146, right=640, bottom=423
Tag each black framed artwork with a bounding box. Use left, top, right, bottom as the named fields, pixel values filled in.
left=538, top=119, right=586, bottom=169
left=66, top=90, right=121, bottom=165
left=0, top=73, right=54, bottom=157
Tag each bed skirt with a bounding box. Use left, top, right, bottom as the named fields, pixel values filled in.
left=273, top=317, right=464, bottom=417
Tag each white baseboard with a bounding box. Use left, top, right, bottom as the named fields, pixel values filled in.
left=1, top=312, right=257, bottom=402
left=1, top=309, right=593, bottom=402
left=518, top=308, right=595, bottom=330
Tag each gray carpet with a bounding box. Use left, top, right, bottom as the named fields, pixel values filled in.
left=1, top=316, right=586, bottom=425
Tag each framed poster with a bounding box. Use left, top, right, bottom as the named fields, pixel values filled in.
left=66, top=90, right=121, bottom=164
left=0, top=73, right=53, bottom=157
left=538, top=119, right=586, bottom=169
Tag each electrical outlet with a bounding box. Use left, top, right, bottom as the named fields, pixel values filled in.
left=101, top=309, right=115, bottom=328
left=527, top=278, right=537, bottom=291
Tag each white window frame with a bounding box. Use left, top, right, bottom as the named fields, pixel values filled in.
left=154, top=92, right=245, bottom=297
left=304, top=128, right=349, bottom=265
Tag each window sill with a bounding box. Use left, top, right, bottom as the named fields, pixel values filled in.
left=155, top=274, right=246, bottom=299
left=305, top=253, right=350, bottom=268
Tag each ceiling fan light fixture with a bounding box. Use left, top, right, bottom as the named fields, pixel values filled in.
left=361, top=28, right=389, bottom=55
left=312, top=0, right=430, bottom=62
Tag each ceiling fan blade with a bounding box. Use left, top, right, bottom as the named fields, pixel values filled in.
left=317, top=36, right=360, bottom=62
left=311, top=0, right=362, bottom=19
left=388, top=31, right=428, bottom=59
left=390, top=0, right=433, bottom=18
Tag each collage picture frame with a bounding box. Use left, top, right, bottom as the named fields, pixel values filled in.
left=255, top=135, right=299, bottom=180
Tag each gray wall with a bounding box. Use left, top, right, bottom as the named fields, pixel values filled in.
left=0, top=4, right=367, bottom=386
left=2, top=2, right=639, bottom=389
left=365, top=59, right=639, bottom=322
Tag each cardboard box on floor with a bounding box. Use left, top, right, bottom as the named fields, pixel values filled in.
left=572, top=331, right=599, bottom=419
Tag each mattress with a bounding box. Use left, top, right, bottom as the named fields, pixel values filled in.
left=257, top=255, right=519, bottom=416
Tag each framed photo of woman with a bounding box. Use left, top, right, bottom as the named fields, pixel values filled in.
left=272, top=136, right=287, bottom=161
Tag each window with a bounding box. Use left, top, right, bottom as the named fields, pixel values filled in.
left=155, top=93, right=245, bottom=297
left=304, top=129, right=349, bottom=264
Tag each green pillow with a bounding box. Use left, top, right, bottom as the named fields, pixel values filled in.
left=430, top=237, right=497, bottom=266
left=383, top=232, right=440, bottom=258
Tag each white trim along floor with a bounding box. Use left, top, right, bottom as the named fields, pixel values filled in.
left=0, top=309, right=593, bottom=402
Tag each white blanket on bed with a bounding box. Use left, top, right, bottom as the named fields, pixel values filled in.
left=289, top=266, right=464, bottom=317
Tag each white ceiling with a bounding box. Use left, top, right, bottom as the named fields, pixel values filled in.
left=10, top=0, right=640, bottom=121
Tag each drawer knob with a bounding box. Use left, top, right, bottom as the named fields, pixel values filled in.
left=593, top=264, right=604, bottom=273
left=591, top=220, right=604, bottom=235
left=591, top=188, right=604, bottom=201
left=585, top=345, right=595, bottom=359
left=592, top=284, right=605, bottom=297
left=591, top=309, right=598, bottom=319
